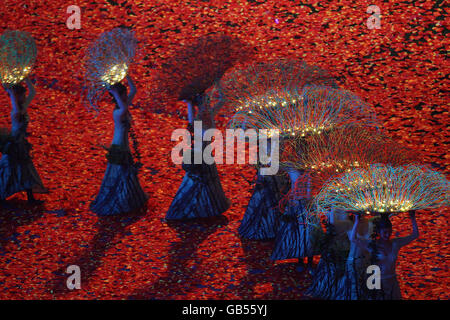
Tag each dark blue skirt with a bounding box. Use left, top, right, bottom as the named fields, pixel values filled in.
left=306, top=229, right=350, bottom=299
left=0, top=138, right=47, bottom=199
left=90, top=162, right=148, bottom=216
left=166, top=161, right=230, bottom=220
left=271, top=202, right=323, bottom=261
left=238, top=173, right=286, bottom=240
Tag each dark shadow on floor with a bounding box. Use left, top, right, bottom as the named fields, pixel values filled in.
left=0, top=199, right=46, bottom=252
left=216, top=238, right=313, bottom=299
left=47, top=205, right=148, bottom=295
left=129, top=214, right=229, bottom=299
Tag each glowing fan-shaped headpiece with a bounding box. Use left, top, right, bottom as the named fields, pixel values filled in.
left=228, top=85, right=379, bottom=138
left=0, top=30, right=37, bottom=87
left=220, top=59, right=338, bottom=126
left=315, top=164, right=450, bottom=214
left=85, top=27, right=138, bottom=110
left=282, top=125, right=417, bottom=195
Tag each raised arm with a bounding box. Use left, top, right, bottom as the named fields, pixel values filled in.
left=350, top=213, right=369, bottom=250
left=23, top=78, right=36, bottom=109
left=126, top=75, right=136, bottom=106
left=109, top=87, right=128, bottom=119
left=183, top=99, right=194, bottom=124
left=6, top=87, right=20, bottom=119
left=394, top=210, right=419, bottom=248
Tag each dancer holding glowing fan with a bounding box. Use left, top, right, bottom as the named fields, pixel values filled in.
left=219, top=59, right=336, bottom=240
left=229, top=81, right=380, bottom=270
left=165, top=91, right=231, bottom=220
left=152, top=35, right=252, bottom=220
left=272, top=166, right=324, bottom=272
left=85, top=28, right=148, bottom=216
left=289, top=125, right=416, bottom=299
left=316, top=164, right=449, bottom=299
left=274, top=88, right=380, bottom=271
left=0, top=30, right=47, bottom=204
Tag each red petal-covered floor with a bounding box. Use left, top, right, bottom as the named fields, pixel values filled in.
left=0, top=0, right=448, bottom=299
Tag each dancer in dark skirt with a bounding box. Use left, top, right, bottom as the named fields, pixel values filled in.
left=166, top=95, right=230, bottom=220
left=166, top=133, right=229, bottom=219
left=271, top=167, right=323, bottom=271
left=239, top=138, right=289, bottom=240
left=238, top=170, right=288, bottom=240
left=306, top=208, right=352, bottom=299
left=334, top=213, right=374, bottom=300
left=1, top=78, right=46, bottom=204
left=271, top=197, right=306, bottom=260
left=90, top=76, right=148, bottom=216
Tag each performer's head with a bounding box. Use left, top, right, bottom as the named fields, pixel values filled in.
left=377, top=215, right=392, bottom=240
left=109, top=82, right=127, bottom=109
left=11, top=84, right=27, bottom=107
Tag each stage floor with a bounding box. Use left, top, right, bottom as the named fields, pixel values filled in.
left=0, top=0, right=448, bottom=299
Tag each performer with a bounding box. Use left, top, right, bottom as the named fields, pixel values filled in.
left=166, top=95, right=230, bottom=220
left=306, top=208, right=352, bottom=299
left=90, top=75, right=148, bottom=215
left=220, top=60, right=341, bottom=243
left=1, top=78, right=46, bottom=204
left=238, top=171, right=287, bottom=240
left=271, top=167, right=323, bottom=273
left=351, top=211, right=419, bottom=299
left=238, top=139, right=289, bottom=240
left=335, top=213, right=374, bottom=300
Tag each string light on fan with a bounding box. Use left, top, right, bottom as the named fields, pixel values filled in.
left=101, top=63, right=128, bottom=86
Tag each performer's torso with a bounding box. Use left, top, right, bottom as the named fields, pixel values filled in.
left=112, top=111, right=131, bottom=150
